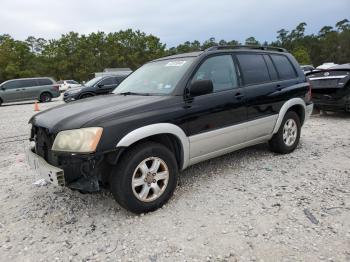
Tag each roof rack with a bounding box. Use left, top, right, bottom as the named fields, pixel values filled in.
left=205, top=45, right=287, bottom=52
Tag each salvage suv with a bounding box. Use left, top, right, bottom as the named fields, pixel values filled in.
left=26, top=46, right=313, bottom=213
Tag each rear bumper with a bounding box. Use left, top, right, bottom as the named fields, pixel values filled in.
left=26, top=147, right=65, bottom=186
left=312, top=96, right=350, bottom=111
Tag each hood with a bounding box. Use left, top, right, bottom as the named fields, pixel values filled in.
left=30, top=94, right=170, bottom=133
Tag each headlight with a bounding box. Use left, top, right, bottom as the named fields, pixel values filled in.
left=67, top=88, right=82, bottom=94
left=52, top=127, right=103, bottom=153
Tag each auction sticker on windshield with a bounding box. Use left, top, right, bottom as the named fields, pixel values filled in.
left=165, top=61, right=187, bottom=67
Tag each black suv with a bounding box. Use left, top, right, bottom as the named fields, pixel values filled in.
left=26, top=46, right=313, bottom=213
left=63, top=75, right=127, bottom=102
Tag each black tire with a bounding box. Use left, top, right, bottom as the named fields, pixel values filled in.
left=0, top=98, right=2, bottom=106
left=110, top=141, right=178, bottom=214
left=39, top=92, right=52, bottom=103
left=80, top=93, right=94, bottom=99
left=269, top=111, right=301, bottom=154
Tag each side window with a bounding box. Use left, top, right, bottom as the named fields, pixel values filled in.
left=263, top=55, right=278, bottom=81
left=37, top=78, right=53, bottom=86
left=270, top=54, right=297, bottom=80
left=19, top=79, right=38, bottom=88
left=236, top=54, right=270, bottom=85
left=99, top=77, right=114, bottom=86
left=192, top=55, right=238, bottom=92
left=3, top=81, right=20, bottom=89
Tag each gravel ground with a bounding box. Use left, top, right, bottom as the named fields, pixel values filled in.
left=0, top=98, right=349, bottom=262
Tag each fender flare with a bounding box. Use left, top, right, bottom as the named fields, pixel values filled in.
left=272, top=98, right=306, bottom=134
left=116, top=123, right=190, bottom=170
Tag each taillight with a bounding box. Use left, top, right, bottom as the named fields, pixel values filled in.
left=53, top=85, right=59, bottom=91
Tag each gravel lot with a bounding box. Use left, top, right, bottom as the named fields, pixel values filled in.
left=0, top=98, right=349, bottom=262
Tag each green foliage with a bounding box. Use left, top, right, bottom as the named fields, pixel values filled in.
left=0, top=19, right=349, bottom=83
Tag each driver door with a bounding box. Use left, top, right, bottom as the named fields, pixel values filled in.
left=184, top=54, right=247, bottom=161
left=95, top=77, right=119, bottom=94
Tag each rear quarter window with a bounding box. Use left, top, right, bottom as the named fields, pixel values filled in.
left=37, top=78, right=54, bottom=85
left=236, top=54, right=270, bottom=85
left=270, top=55, right=297, bottom=80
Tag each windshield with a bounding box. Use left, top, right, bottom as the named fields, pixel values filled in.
left=84, top=76, right=103, bottom=87
left=113, top=58, right=195, bottom=95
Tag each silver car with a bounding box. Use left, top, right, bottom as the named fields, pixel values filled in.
left=0, top=77, right=60, bottom=106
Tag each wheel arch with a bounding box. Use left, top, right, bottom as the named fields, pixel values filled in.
left=79, top=92, right=95, bottom=98
left=116, top=123, right=190, bottom=170
left=273, top=98, right=306, bottom=134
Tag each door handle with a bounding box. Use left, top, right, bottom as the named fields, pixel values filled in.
left=235, top=92, right=244, bottom=99
left=16, top=89, right=21, bottom=91
left=276, top=84, right=282, bottom=91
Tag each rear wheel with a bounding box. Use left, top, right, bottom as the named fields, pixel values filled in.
left=109, top=142, right=178, bottom=213
left=0, top=98, right=2, bottom=106
left=39, top=92, right=52, bottom=103
left=269, top=111, right=301, bottom=154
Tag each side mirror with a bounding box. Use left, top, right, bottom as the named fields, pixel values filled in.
left=189, top=80, right=213, bottom=97
left=97, top=84, right=104, bottom=88
left=0, top=87, right=5, bottom=91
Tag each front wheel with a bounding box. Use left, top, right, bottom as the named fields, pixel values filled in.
left=109, top=142, right=178, bottom=213
left=269, top=111, right=301, bottom=154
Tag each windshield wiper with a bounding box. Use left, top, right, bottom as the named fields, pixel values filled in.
left=117, top=92, right=151, bottom=96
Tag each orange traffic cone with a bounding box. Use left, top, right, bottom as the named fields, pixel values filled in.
left=34, top=102, right=40, bottom=112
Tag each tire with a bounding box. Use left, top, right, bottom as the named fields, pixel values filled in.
left=80, top=93, right=94, bottom=99
left=269, top=111, right=301, bottom=154
left=39, top=92, right=52, bottom=103
left=110, top=141, right=178, bottom=213
left=0, top=98, right=2, bottom=106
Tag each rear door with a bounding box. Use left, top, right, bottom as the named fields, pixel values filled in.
left=235, top=53, right=280, bottom=140
left=18, top=79, right=40, bottom=99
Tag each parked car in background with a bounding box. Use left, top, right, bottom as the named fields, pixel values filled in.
left=0, top=77, right=60, bottom=106
left=316, top=62, right=338, bottom=70
left=63, top=75, right=127, bottom=102
left=300, top=65, right=315, bottom=74
left=27, top=45, right=313, bottom=213
left=307, top=63, right=350, bottom=112
left=57, top=80, right=80, bottom=92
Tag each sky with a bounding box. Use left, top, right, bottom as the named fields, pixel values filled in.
left=0, top=0, right=349, bottom=47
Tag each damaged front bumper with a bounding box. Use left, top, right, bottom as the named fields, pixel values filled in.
left=26, top=146, right=106, bottom=192
left=26, top=148, right=65, bottom=186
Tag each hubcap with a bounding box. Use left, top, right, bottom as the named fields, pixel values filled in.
left=131, top=157, right=169, bottom=202
left=283, top=119, right=297, bottom=146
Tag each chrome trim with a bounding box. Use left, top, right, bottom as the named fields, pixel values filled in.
left=116, top=123, right=190, bottom=170
left=188, top=115, right=277, bottom=165
left=309, top=75, right=348, bottom=80
left=272, top=98, right=306, bottom=134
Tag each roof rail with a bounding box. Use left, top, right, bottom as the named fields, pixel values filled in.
left=205, top=45, right=287, bottom=52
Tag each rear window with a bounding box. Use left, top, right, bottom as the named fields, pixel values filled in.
left=67, top=80, right=78, bottom=84
left=37, top=78, right=54, bottom=85
left=236, top=54, right=270, bottom=85
left=270, top=55, right=297, bottom=80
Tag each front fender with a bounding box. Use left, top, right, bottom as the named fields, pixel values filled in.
left=116, top=123, right=190, bottom=170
